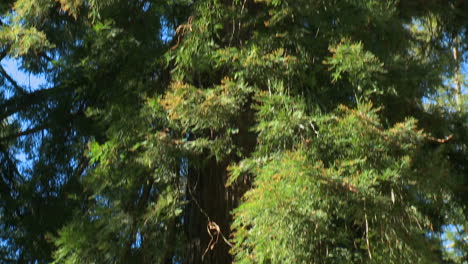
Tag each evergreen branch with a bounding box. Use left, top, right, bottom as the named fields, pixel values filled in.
left=0, top=146, right=22, bottom=184
left=0, top=124, right=49, bottom=142
left=0, top=87, right=64, bottom=120
left=72, top=155, right=89, bottom=179
left=0, top=147, right=23, bottom=218
left=137, top=179, right=154, bottom=210
left=170, top=16, right=193, bottom=50
left=322, top=177, right=359, bottom=194
left=0, top=51, right=7, bottom=62
left=0, top=256, right=18, bottom=263
left=424, top=134, right=453, bottom=143
left=0, top=46, right=10, bottom=62
left=0, top=65, right=26, bottom=94
left=37, top=51, right=53, bottom=62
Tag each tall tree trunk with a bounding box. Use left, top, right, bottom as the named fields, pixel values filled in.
left=185, top=158, right=233, bottom=264
left=183, top=95, right=256, bottom=263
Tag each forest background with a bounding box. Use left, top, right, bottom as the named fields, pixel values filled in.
left=0, top=0, right=467, bottom=263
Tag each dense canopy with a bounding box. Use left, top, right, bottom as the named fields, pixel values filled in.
left=0, top=0, right=467, bottom=263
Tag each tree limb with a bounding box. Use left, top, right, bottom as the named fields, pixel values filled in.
left=0, top=86, right=65, bottom=120
left=0, top=47, right=9, bottom=61
left=0, top=124, right=49, bottom=142
left=38, top=51, right=53, bottom=62
left=0, top=65, right=26, bottom=94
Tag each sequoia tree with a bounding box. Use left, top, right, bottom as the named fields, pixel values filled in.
left=0, top=0, right=467, bottom=263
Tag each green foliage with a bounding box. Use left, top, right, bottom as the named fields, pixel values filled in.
left=161, top=77, right=252, bottom=160
left=325, top=39, right=387, bottom=95
left=231, top=103, right=444, bottom=263
left=0, top=24, right=54, bottom=57
left=1, top=0, right=467, bottom=263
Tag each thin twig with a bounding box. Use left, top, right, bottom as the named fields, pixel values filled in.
left=364, top=199, right=372, bottom=260
left=238, top=0, right=247, bottom=45
left=424, top=134, right=453, bottom=143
